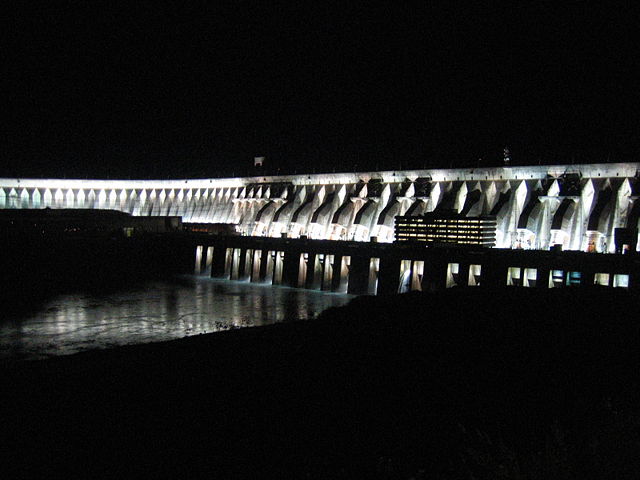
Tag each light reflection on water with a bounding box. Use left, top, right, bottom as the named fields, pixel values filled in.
left=0, top=276, right=354, bottom=361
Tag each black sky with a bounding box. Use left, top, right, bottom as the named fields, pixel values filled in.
left=4, top=2, right=640, bottom=178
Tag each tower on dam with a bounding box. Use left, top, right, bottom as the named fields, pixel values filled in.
left=1, top=162, right=639, bottom=253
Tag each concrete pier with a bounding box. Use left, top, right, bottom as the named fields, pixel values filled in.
left=189, top=235, right=640, bottom=295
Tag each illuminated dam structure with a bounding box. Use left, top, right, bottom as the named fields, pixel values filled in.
left=2, top=162, right=640, bottom=252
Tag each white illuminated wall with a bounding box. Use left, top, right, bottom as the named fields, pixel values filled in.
left=1, top=162, right=639, bottom=252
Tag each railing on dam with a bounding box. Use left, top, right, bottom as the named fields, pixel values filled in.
left=189, top=235, right=640, bottom=295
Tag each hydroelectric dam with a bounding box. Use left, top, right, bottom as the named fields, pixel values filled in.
left=2, top=162, right=640, bottom=293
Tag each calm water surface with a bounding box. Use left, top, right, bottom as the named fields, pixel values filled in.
left=0, top=276, right=353, bottom=361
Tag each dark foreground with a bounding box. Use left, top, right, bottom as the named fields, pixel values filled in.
left=2, top=287, right=639, bottom=479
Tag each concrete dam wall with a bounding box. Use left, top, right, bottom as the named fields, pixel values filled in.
left=2, top=162, right=640, bottom=252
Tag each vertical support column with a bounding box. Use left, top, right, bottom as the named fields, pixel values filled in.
left=211, top=245, right=228, bottom=278
left=368, top=257, right=380, bottom=294
left=273, top=251, right=285, bottom=285
left=377, top=256, right=401, bottom=295
left=348, top=255, right=372, bottom=295
left=303, top=253, right=315, bottom=289
left=298, top=253, right=309, bottom=288
left=194, top=245, right=203, bottom=275
left=205, top=246, right=214, bottom=275
left=629, top=265, right=640, bottom=292
left=457, top=263, right=470, bottom=287
left=330, top=255, right=343, bottom=292
left=230, top=248, right=241, bottom=280
left=581, top=269, right=595, bottom=286
left=251, top=249, right=262, bottom=282
left=314, top=254, right=325, bottom=289
left=536, top=267, right=550, bottom=288
left=479, top=261, right=508, bottom=289
left=421, top=259, right=447, bottom=292
left=322, top=254, right=334, bottom=291
left=199, top=246, right=209, bottom=275
left=238, top=248, right=248, bottom=280
left=268, top=251, right=277, bottom=284
left=282, top=249, right=301, bottom=287
left=341, top=256, right=351, bottom=293
left=259, top=250, right=270, bottom=282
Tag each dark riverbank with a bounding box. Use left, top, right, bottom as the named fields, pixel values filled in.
left=2, top=286, right=639, bottom=478
left=0, top=234, right=194, bottom=313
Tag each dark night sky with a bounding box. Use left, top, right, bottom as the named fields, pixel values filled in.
left=4, top=2, right=640, bottom=178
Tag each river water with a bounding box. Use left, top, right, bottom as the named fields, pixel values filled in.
left=0, top=276, right=354, bottom=361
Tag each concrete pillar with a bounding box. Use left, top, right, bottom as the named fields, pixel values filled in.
left=194, top=245, right=203, bottom=274
left=377, top=256, right=401, bottom=295
left=581, top=270, right=595, bottom=286
left=481, top=262, right=508, bottom=288
left=457, top=263, right=470, bottom=287
left=536, top=267, right=550, bottom=288
left=250, top=249, right=262, bottom=282
left=258, top=249, right=270, bottom=282
left=199, top=246, right=208, bottom=275
left=211, top=244, right=228, bottom=278
left=238, top=248, right=248, bottom=280
left=304, top=253, right=317, bottom=289
left=321, top=255, right=334, bottom=291
left=629, top=266, right=640, bottom=292
left=331, top=255, right=343, bottom=292
left=282, top=249, right=301, bottom=287
left=422, top=260, right=447, bottom=292
left=205, top=246, right=214, bottom=275
left=230, top=248, right=241, bottom=280
left=348, top=255, right=371, bottom=295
